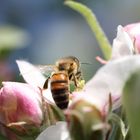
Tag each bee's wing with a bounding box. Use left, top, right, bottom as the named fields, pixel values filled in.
left=37, top=65, right=58, bottom=77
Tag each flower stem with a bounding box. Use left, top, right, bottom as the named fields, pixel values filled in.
left=64, top=0, right=112, bottom=60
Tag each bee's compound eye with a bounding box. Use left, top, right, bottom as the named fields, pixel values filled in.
left=70, top=63, right=73, bottom=67
left=58, top=63, right=66, bottom=70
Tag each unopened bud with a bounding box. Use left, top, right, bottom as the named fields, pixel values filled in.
left=65, top=99, right=109, bottom=140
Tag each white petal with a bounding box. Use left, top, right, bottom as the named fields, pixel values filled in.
left=112, top=25, right=134, bottom=59
left=43, top=89, right=55, bottom=103
left=36, top=121, right=70, bottom=140
left=16, top=60, right=46, bottom=88
left=74, top=55, right=140, bottom=113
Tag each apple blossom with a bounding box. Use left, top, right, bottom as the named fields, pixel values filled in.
left=98, top=25, right=136, bottom=63
left=64, top=55, right=140, bottom=140
left=2, top=0, right=140, bottom=139
left=0, top=82, right=43, bottom=139
left=112, top=23, right=140, bottom=59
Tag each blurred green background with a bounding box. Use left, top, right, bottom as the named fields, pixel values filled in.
left=0, top=0, right=140, bottom=81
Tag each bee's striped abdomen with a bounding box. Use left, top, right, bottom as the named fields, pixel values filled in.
left=50, top=72, right=69, bottom=109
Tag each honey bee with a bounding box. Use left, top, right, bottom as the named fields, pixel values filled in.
left=42, top=56, right=84, bottom=109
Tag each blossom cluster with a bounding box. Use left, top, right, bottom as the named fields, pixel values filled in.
left=1, top=1, right=140, bottom=140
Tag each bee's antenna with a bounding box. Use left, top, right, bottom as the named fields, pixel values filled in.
left=80, top=62, right=92, bottom=65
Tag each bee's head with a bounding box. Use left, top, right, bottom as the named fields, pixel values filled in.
left=56, top=56, right=80, bottom=73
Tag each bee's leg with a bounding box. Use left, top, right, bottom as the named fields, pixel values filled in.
left=76, top=71, right=83, bottom=80
left=72, top=74, right=78, bottom=87
left=43, top=77, right=50, bottom=89
left=74, top=71, right=85, bottom=91
left=73, top=71, right=83, bottom=85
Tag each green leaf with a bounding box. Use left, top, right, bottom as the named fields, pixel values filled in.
left=123, top=69, right=140, bottom=140
left=64, top=0, right=112, bottom=60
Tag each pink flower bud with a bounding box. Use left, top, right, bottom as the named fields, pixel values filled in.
left=0, top=82, right=43, bottom=139
left=0, top=82, right=43, bottom=125
left=124, top=22, right=140, bottom=53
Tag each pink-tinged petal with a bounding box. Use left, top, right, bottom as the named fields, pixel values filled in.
left=135, top=35, right=140, bottom=51
left=124, top=22, right=140, bottom=53
left=16, top=60, right=46, bottom=88
left=112, top=25, right=134, bottom=59
left=71, top=55, right=140, bottom=116
left=124, top=22, right=140, bottom=35
left=0, top=82, right=43, bottom=125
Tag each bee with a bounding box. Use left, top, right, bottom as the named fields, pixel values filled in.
left=42, top=56, right=84, bottom=109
